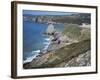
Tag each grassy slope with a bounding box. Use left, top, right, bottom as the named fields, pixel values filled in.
left=62, top=24, right=81, bottom=40
left=79, top=28, right=90, bottom=41
left=24, top=24, right=91, bottom=69
left=52, top=16, right=81, bottom=24
left=30, top=39, right=90, bottom=68
left=62, top=24, right=90, bottom=41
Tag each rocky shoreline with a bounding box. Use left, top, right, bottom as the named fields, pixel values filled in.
left=23, top=23, right=91, bottom=69
left=23, top=39, right=90, bottom=69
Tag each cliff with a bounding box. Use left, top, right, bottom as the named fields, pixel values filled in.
left=24, top=39, right=90, bottom=69
left=23, top=13, right=91, bottom=25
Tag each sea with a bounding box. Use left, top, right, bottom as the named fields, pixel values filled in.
left=23, top=21, right=64, bottom=63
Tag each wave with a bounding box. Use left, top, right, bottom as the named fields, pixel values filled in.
left=44, top=38, right=50, bottom=41
left=43, top=42, right=51, bottom=50
left=23, top=50, right=40, bottom=64
left=43, top=42, right=50, bottom=45
left=24, top=38, right=51, bottom=64
left=32, top=50, right=40, bottom=54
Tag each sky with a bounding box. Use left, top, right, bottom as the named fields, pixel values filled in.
left=23, top=10, right=77, bottom=16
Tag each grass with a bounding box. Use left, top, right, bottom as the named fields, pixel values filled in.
left=62, top=24, right=81, bottom=40
left=79, top=28, right=90, bottom=41
left=24, top=23, right=91, bottom=69
left=31, top=39, right=90, bottom=68
left=62, top=24, right=90, bottom=41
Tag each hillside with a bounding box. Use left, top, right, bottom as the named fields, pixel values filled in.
left=24, top=39, right=90, bottom=69
left=62, top=24, right=81, bottom=40
left=23, top=13, right=91, bottom=25
left=62, top=24, right=90, bottom=41
left=23, top=12, right=91, bottom=69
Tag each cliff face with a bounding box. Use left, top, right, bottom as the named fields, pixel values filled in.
left=23, top=13, right=91, bottom=25
left=24, top=39, right=90, bottom=69
left=23, top=11, right=91, bottom=69
left=46, top=24, right=55, bottom=34
left=66, top=50, right=91, bottom=67
left=56, top=50, right=91, bottom=67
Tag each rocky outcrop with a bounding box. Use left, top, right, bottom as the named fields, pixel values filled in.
left=56, top=50, right=91, bottom=67
left=23, top=39, right=90, bottom=69
left=23, top=22, right=91, bottom=69
left=46, top=24, right=55, bottom=34
left=65, top=50, right=91, bottom=67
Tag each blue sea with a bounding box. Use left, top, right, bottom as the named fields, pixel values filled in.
left=23, top=21, right=64, bottom=63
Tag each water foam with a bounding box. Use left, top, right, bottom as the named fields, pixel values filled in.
left=23, top=50, right=40, bottom=63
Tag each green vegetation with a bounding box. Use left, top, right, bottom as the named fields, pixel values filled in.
left=30, top=39, right=90, bottom=68
left=24, top=13, right=91, bottom=25
left=25, top=23, right=91, bottom=68
left=79, top=28, right=90, bottom=41
left=62, top=24, right=81, bottom=40
left=23, top=13, right=91, bottom=68
left=53, top=16, right=82, bottom=24
left=23, top=23, right=91, bottom=69
left=62, top=24, right=90, bottom=41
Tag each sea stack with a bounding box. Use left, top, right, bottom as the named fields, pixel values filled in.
left=46, top=24, right=55, bottom=35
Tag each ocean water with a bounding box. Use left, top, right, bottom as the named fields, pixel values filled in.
left=23, top=21, right=64, bottom=63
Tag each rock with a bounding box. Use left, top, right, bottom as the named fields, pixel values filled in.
left=64, top=50, right=91, bottom=67
left=46, top=24, right=55, bottom=34
left=23, top=38, right=90, bottom=68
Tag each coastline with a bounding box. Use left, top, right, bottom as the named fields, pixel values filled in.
left=23, top=39, right=90, bottom=69
left=23, top=36, right=51, bottom=64
left=23, top=23, right=91, bottom=69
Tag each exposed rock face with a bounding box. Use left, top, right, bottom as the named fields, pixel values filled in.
left=23, top=39, right=91, bottom=69
left=23, top=21, right=91, bottom=69
left=58, top=50, right=91, bottom=67
left=46, top=24, right=55, bottom=34
left=23, top=13, right=91, bottom=24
